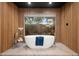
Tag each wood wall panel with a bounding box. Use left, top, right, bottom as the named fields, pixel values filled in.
left=60, top=3, right=78, bottom=53
left=77, top=3, right=79, bottom=54
left=0, top=3, right=18, bottom=53
left=0, top=3, right=2, bottom=53
left=18, top=8, right=61, bottom=42
left=55, top=9, right=61, bottom=42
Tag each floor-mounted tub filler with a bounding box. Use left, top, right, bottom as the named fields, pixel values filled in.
left=24, top=35, right=55, bottom=49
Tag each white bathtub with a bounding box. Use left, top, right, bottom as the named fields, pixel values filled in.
left=24, top=35, right=55, bottom=49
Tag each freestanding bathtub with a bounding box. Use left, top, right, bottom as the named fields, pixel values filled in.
left=24, top=35, right=55, bottom=49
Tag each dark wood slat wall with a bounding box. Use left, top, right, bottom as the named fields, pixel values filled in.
left=18, top=8, right=61, bottom=42
left=60, top=3, right=79, bottom=53
left=0, top=3, right=18, bottom=53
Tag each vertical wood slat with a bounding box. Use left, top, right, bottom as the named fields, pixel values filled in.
left=76, top=3, right=79, bottom=53
left=0, top=3, right=18, bottom=53
left=0, top=3, right=2, bottom=53
left=77, top=3, right=79, bottom=53
left=60, top=3, right=78, bottom=53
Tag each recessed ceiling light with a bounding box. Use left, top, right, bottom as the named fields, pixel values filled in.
left=49, top=2, right=52, bottom=4
left=28, top=2, right=31, bottom=5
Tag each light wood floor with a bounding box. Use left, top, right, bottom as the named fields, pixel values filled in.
left=1, top=42, right=78, bottom=56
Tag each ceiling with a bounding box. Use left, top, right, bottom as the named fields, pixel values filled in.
left=14, top=2, right=66, bottom=8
